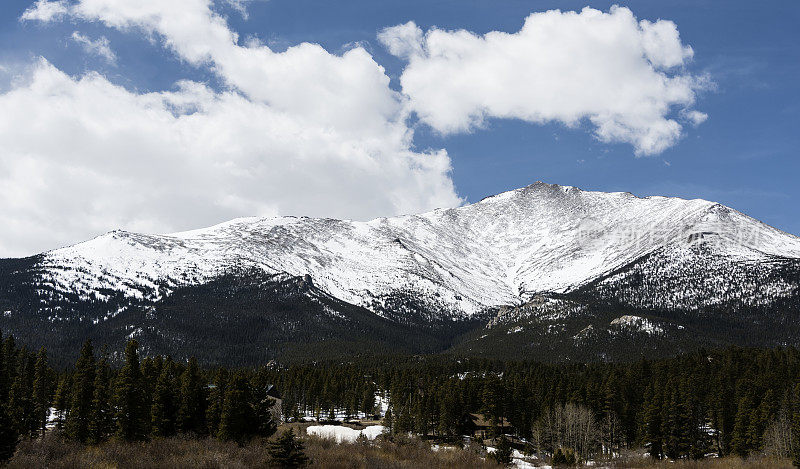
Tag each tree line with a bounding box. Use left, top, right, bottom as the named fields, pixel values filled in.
left=262, top=347, right=800, bottom=463
left=3, top=328, right=800, bottom=465
left=0, top=331, right=281, bottom=462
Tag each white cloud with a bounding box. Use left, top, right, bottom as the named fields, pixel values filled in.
left=223, top=0, right=253, bottom=19
left=377, top=21, right=423, bottom=59
left=683, top=109, right=708, bottom=126
left=71, top=31, right=116, bottom=64
left=1, top=0, right=460, bottom=256
left=380, top=6, right=708, bottom=155
left=20, top=0, right=68, bottom=22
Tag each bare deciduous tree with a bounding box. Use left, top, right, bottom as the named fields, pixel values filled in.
left=763, top=411, right=794, bottom=459
left=531, top=403, right=600, bottom=462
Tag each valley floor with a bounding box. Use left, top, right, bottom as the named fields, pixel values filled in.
left=4, top=429, right=792, bottom=469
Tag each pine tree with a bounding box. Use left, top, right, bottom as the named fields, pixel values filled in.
left=89, top=353, right=114, bottom=443
left=0, top=332, right=13, bottom=461
left=1, top=335, right=16, bottom=395
left=52, top=373, right=73, bottom=431
left=481, top=377, right=504, bottom=437
left=177, top=356, right=207, bottom=435
left=732, top=394, right=753, bottom=457
left=206, top=368, right=229, bottom=436
left=791, top=383, right=800, bottom=467
left=268, top=428, right=309, bottom=467
left=0, top=403, right=18, bottom=462
left=489, top=435, right=513, bottom=465
left=438, top=388, right=461, bottom=439
left=114, top=339, right=147, bottom=441
left=217, top=372, right=253, bottom=444
left=31, top=347, right=52, bottom=437
left=66, top=339, right=95, bottom=442
left=0, top=330, right=7, bottom=404
left=384, top=408, right=394, bottom=434
left=361, top=381, right=376, bottom=417
left=151, top=358, right=178, bottom=437
left=251, top=383, right=277, bottom=438
left=642, top=383, right=663, bottom=459
left=8, top=350, right=35, bottom=438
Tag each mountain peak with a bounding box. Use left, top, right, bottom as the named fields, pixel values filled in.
left=26, top=182, right=800, bottom=322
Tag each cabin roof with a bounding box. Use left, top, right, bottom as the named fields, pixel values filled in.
left=467, top=413, right=513, bottom=428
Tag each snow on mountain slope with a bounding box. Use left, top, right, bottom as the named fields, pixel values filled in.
left=35, top=182, right=800, bottom=317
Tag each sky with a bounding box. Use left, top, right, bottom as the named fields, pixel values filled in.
left=0, top=0, right=798, bottom=257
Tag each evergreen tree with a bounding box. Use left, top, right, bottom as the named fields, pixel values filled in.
left=384, top=408, right=394, bottom=434
left=251, top=385, right=277, bottom=438
left=361, top=381, right=376, bottom=417
left=114, top=339, right=147, bottom=441
left=217, top=372, right=253, bottom=444
left=642, top=383, right=664, bottom=459
left=8, top=350, right=35, bottom=438
left=151, top=358, right=178, bottom=437
left=0, top=331, right=7, bottom=404
left=268, top=428, right=309, bottom=467
left=791, top=383, right=800, bottom=467
left=731, top=394, right=753, bottom=457
left=1, top=335, right=16, bottom=395
left=52, top=373, right=73, bottom=431
left=89, top=352, right=114, bottom=443
left=206, top=368, right=229, bottom=436
left=481, top=377, right=504, bottom=437
left=0, top=331, right=14, bottom=461
left=0, top=403, right=18, bottom=461
left=438, top=388, right=461, bottom=438
left=177, top=356, right=207, bottom=434
left=31, top=347, right=52, bottom=437
left=66, top=339, right=95, bottom=443
left=489, top=435, right=513, bottom=465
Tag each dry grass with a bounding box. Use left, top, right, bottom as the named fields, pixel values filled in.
left=5, top=431, right=793, bottom=469
left=6, top=433, right=272, bottom=469
left=607, top=455, right=792, bottom=468
left=302, top=434, right=496, bottom=469
left=5, top=430, right=497, bottom=469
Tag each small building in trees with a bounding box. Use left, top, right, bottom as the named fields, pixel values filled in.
left=462, top=413, right=514, bottom=439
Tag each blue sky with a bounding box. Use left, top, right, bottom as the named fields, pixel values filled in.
left=0, top=0, right=798, bottom=255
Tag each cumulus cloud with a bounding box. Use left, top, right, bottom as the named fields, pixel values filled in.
left=71, top=31, right=116, bottom=64
left=379, top=6, right=708, bottom=155
left=20, top=0, right=68, bottom=22
left=2, top=0, right=460, bottom=256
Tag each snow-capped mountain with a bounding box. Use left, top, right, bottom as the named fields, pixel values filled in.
left=36, top=181, right=800, bottom=314
left=2, top=181, right=800, bottom=364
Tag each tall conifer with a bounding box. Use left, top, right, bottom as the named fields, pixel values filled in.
left=151, top=358, right=178, bottom=437
left=89, top=352, right=114, bottom=443
left=177, top=357, right=206, bottom=434
left=31, top=347, right=52, bottom=436
left=66, top=340, right=95, bottom=443
left=114, top=339, right=147, bottom=441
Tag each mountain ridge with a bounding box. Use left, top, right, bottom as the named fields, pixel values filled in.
left=2, top=181, right=800, bottom=364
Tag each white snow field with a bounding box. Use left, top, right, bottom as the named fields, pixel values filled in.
left=35, top=181, right=800, bottom=317
left=305, top=425, right=386, bottom=443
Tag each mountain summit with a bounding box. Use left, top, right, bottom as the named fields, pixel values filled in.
left=3, top=182, right=800, bottom=364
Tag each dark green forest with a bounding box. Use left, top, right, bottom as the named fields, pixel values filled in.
left=2, top=329, right=800, bottom=466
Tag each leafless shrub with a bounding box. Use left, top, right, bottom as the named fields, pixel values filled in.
left=531, top=402, right=600, bottom=462
left=6, top=432, right=499, bottom=469
left=763, top=412, right=794, bottom=460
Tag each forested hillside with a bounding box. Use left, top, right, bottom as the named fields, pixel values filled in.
left=2, top=330, right=800, bottom=466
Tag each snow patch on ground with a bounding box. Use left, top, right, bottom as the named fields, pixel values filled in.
left=486, top=447, right=542, bottom=468
left=610, top=315, right=665, bottom=335
left=306, top=425, right=386, bottom=443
